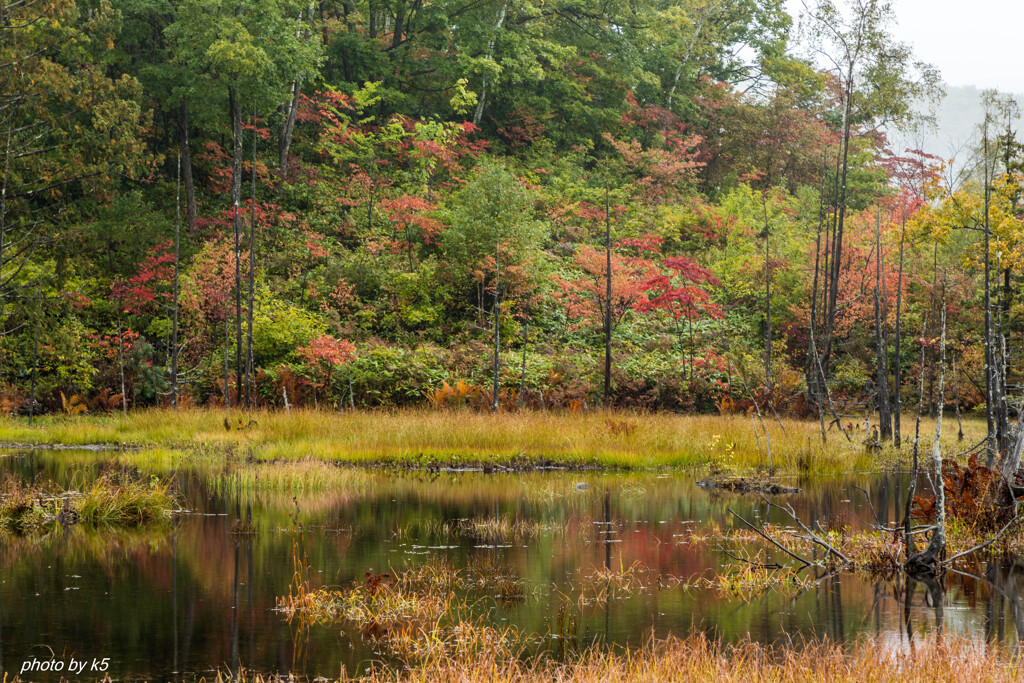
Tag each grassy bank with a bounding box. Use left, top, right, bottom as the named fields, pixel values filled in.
left=0, top=408, right=987, bottom=474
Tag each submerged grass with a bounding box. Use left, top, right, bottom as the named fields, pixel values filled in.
left=206, top=459, right=373, bottom=496
left=0, top=408, right=989, bottom=473
left=573, top=558, right=813, bottom=605
left=408, top=515, right=561, bottom=544
left=577, top=561, right=658, bottom=604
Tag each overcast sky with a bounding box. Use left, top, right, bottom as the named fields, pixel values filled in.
left=785, top=0, right=1024, bottom=94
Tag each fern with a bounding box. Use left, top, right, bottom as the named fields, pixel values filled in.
left=60, top=392, right=88, bottom=416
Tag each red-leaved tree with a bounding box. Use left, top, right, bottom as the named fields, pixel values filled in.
left=637, top=255, right=722, bottom=381
left=298, top=334, right=356, bottom=405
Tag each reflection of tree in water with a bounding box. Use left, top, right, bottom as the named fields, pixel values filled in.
left=977, top=559, right=1024, bottom=651
left=897, top=559, right=1024, bottom=652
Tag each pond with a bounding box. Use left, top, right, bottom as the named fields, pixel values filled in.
left=0, top=450, right=1021, bottom=681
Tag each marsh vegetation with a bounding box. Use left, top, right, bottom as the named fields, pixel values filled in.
left=2, top=447, right=1023, bottom=682
left=0, top=409, right=989, bottom=474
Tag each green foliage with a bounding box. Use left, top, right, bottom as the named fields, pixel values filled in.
left=252, top=293, right=325, bottom=368
left=348, top=346, right=449, bottom=406
left=441, top=160, right=547, bottom=311
left=166, top=0, right=322, bottom=109
left=386, top=262, right=444, bottom=331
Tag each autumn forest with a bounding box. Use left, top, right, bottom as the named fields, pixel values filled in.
left=10, top=0, right=1024, bottom=678
left=0, top=0, right=1018, bottom=443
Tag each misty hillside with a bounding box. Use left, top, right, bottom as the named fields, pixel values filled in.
left=892, top=85, right=1023, bottom=169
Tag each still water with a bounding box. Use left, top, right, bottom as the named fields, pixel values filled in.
left=0, top=450, right=1021, bottom=680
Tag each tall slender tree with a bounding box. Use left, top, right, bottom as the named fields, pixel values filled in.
left=800, top=0, right=941, bottom=380
left=171, top=154, right=182, bottom=407
left=604, top=182, right=613, bottom=406
left=873, top=209, right=891, bottom=440
left=907, top=275, right=946, bottom=572
left=245, top=108, right=257, bottom=408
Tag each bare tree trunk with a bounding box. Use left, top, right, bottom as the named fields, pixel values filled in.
left=245, top=107, right=257, bottom=409
left=904, top=315, right=930, bottom=558
left=604, top=183, right=612, bottom=405
left=279, top=79, right=301, bottom=175
left=224, top=318, right=230, bottom=406
left=1000, top=419, right=1024, bottom=495
left=808, top=308, right=851, bottom=443
left=665, top=1, right=715, bottom=109
left=952, top=353, right=963, bottom=441
left=821, top=76, right=855, bottom=377
left=492, top=239, right=500, bottom=412
left=926, top=245, right=937, bottom=416
left=229, top=85, right=243, bottom=407
left=171, top=154, right=181, bottom=407
left=178, top=101, right=197, bottom=230
left=994, top=274, right=1008, bottom=456
left=908, top=280, right=946, bottom=571
left=893, top=204, right=907, bottom=447
left=29, top=282, right=40, bottom=425
left=983, top=116, right=997, bottom=467
left=763, top=194, right=771, bottom=396
left=0, top=132, right=10, bottom=317
left=807, top=155, right=828, bottom=407
left=874, top=210, right=891, bottom=441
left=472, top=2, right=507, bottom=126
left=999, top=267, right=1012, bottom=453
left=688, top=314, right=695, bottom=384
left=519, top=317, right=528, bottom=408
left=278, top=6, right=311, bottom=175
left=117, top=314, right=128, bottom=418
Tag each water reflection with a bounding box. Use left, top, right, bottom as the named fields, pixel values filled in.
left=0, top=450, right=1021, bottom=680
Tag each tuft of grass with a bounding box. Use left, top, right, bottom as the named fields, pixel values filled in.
left=206, top=459, right=371, bottom=496
left=382, top=617, right=522, bottom=664
left=78, top=471, right=176, bottom=525
left=417, top=515, right=557, bottom=544
left=0, top=408, right=989, bottom=473
left=577, top=561, right=658, bottom=604
left=695, top=563, right=814, bottom=600
left=230, top=518, right=261, bottom=535
left=277, top=561, right=468, bottom=631
left=0, top=472, right=176, bottom=533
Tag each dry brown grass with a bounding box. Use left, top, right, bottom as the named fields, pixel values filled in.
left=194, top=633, right=1019, bottom=682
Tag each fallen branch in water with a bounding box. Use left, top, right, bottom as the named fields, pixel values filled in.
left=763, top=498, right=851, bottom=565
left=726, top=507, right=811, bottom=567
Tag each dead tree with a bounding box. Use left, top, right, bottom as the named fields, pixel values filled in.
left=907, top=277, right=947, bottom=573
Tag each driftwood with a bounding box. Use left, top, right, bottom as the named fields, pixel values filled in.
left=699, top=475, right=798, bottom=495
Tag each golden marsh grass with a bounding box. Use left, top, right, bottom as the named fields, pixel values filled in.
left=0, top=408, right=989, bottom=474
left=200, top=632, right=1020, bottom=682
